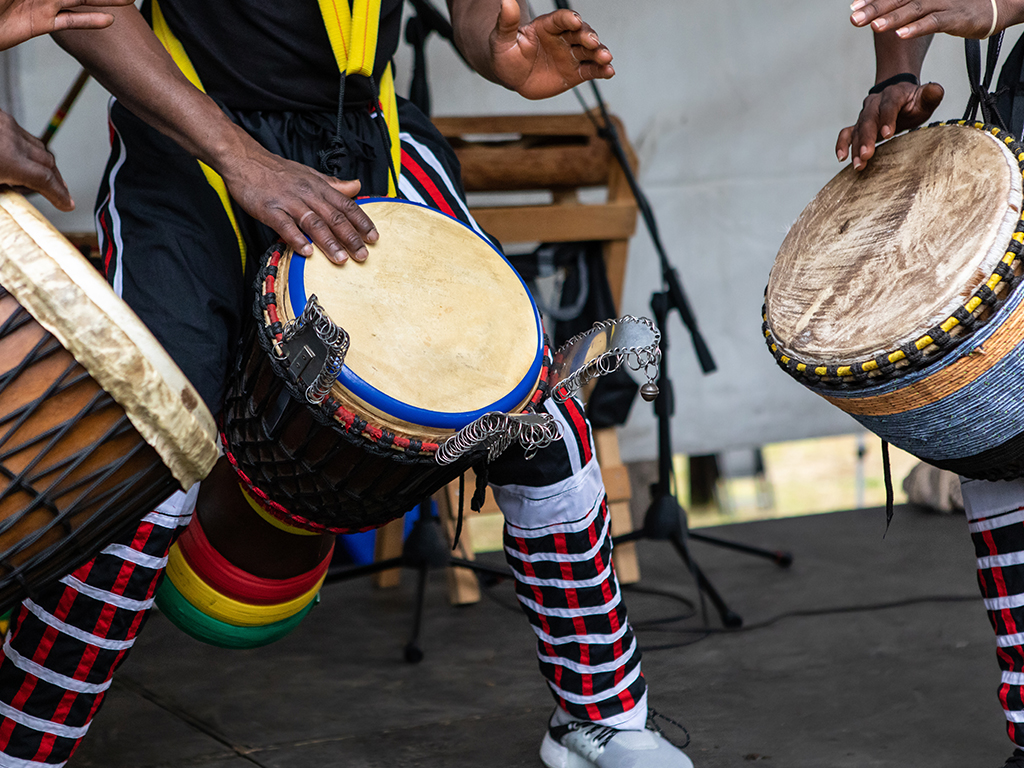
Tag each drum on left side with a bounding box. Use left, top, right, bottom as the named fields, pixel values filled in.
left=0, top=192, right=218, bottom=611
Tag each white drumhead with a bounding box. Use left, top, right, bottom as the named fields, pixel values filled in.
left=0, top=192, right=218, bottom=488
left=766, top=124, right=1023, bottom=364
left=279, top=200, right=543, bottom=436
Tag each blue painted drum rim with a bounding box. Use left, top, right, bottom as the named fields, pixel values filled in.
left=287, top=197, right=544, bottom=431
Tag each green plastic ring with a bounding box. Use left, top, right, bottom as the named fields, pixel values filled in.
left=155, top=577, right=317, bottom=649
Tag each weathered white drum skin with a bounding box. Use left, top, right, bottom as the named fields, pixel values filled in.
left=766, top=124, right=1022, bottom=365
left=0, top=192, right=218, bottom=487
left=278, top=199, right=542, bottom=440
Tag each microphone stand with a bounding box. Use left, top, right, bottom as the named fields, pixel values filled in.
left=549, top=0, right=793, bottom=627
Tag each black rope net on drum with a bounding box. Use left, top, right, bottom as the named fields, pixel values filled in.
left=0, top=295, right=177, bottom=610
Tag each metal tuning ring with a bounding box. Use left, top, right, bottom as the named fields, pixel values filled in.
left=280, top=295, right=349, bottom=406
left=436, top=412, right=564, bottom=466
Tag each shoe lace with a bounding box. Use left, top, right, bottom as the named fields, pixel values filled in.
left=649, top=708, right=691, bottom=750
left=567, top=722, right=619, bottom=750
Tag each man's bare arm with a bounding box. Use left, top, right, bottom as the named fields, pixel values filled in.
left=0, top=0, right=137, bottom=210
left=850, top=0, right=1024, bottom=40
left=0, top=0, right=134, bottom=51
left=53, top=6, right=377, bottom=263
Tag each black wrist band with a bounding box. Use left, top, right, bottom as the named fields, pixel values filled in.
left=868, top=73, right=920, bottom=95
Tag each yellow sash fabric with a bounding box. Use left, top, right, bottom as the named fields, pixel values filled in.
left=149, top=0, right=401, bottom=270
left=151, top=0, right=248, bottom=268
left=316, top=0, right=400, bottom=195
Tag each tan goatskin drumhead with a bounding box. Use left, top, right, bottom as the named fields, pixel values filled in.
left=766, top=124, right=1023, bottom=364
left=279, top=200, right=542, bottom=437
left=0, top=192, right=218, bottom=488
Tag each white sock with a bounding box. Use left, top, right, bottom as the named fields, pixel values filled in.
left=551, top=691, right=649, bottom=732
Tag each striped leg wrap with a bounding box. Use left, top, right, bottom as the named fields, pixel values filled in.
left=963, top=477, right=1024, bottom=746
left=491, top=398, right=647, bottom=728
left=0, top=488, right=196, bottom=766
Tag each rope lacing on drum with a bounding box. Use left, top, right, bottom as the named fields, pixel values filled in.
left=882, top=440, right=894, bottom=535
left=318, top=75, right=379, bottom=178
left=368, top=75, right=403, bottom=200
left=451, top=460, right=489, bottom=551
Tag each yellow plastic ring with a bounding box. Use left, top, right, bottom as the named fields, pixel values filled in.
left=166, top=544, right=324, bottom=627
left=240, top=484, right=320, bottom=537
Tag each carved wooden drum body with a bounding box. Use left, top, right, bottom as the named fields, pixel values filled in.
left=764, top=121, right=1024, bottom=480
left=224, top=199, right=550, bottom=533
left=0, top=192, right=217, bottom=610
left=224, top=199, right=661, bottom=533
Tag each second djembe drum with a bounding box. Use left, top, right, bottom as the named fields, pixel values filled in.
left=764, top=120, right=1024, bottom=480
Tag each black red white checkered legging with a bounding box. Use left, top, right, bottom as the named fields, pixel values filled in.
left=962, top=477, right=1024, bottom=748
left=0, top=397, right=644, bottom=764
left=0, top=490, right=195, bottom=766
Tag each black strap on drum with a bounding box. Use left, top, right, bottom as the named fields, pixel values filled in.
left=882, top=441, right=894, bottom=535
left=996, top=32, right=1024, bottom=138
left=451, top=461, right=489, bottom=551
left=965, top=33, right=1010, bottom=130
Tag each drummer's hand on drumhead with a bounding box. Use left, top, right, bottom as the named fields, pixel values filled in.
left=488, top=0, right=614, bottom=99
left=0, top=0, right=135, bottom=50
left=849, top=0, right=1024, bottom=39
left=219, top=149, right=378, bottom=265
left=0, top=110, right=72, bottom=211
left=836, top=80, right=944, bottom=170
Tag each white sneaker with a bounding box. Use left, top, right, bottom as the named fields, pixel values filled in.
left=539, top=719, right=695, bottom=768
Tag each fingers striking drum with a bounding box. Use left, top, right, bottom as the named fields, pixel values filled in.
left=764, top=120, right=1024, bottom=480
left=0, top=191, right=217, bottom=611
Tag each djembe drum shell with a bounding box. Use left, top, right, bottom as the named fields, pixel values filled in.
left=764, top=121, right=1024, bottom=480
left=223, top=199, right=547, bottom=533
left=0, top=192, right=217, bottom=610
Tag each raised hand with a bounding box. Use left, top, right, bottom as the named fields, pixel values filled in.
left=849, top=0, right=1024, bottom=40
left=0, top=109, right=72, bottom=210
left=837, top=80, right=945, bottom=169
left=0, top=0, right=135, bottom=51
left=488, top=0, right=614, bottom=100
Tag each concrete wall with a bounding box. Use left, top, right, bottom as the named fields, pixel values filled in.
left=14, top=2, right=985, bottom=461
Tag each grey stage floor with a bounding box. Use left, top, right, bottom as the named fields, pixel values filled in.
left=71, top=504, right=1010, bottom=767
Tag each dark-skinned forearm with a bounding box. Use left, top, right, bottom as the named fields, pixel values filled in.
left=52, top=6, right=257, bottom=178
left=447, top=0, right=531, bottom=84
left=873, top=29, right=932, bottom=83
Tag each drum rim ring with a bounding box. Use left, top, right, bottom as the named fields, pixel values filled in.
left=286, top=198, right=546, bottom=429
left=763, top=120, right=1024, bottom=390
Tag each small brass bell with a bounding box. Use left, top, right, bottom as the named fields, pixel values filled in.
left=640, top=382, right=659, bottom=402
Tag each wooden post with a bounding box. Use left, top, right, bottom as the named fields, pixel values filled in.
left=371, top=518, right=405, bottom=589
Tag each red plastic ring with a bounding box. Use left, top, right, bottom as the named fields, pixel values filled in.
left=177, top=515, right=334, bottom=605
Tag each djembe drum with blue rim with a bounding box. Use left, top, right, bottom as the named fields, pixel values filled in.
left=223, top=198, right=662, bottom=534
left=764, top=120, right=1024, bottom=480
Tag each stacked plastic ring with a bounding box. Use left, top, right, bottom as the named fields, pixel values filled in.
left=155, top=489, right=333, bottom=649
